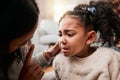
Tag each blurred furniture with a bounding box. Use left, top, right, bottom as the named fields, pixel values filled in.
left=39, top=19, right=59, bottom=45
left=32, top=19, right=59, bottom=55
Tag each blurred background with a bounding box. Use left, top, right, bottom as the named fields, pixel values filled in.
left=37, top=0, right=91, bottom=21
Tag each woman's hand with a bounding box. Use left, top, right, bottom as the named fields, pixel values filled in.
left=44, top=41, right=61, bottom=61
left=19, top=44, right=44, bottom=80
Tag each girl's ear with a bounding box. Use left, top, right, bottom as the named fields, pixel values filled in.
left=86, top=30, right=96, bottom=45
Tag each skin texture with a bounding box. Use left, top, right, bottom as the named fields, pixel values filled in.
left=59, top=16, right=96, bottom=58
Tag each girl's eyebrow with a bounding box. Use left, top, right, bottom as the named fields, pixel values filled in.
left=59, top=29, right=75, bottom=33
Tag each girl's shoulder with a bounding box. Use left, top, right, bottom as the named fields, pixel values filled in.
left=97, top=47, right=120, bottom=54
left=96, top=47, right=120, bottom=59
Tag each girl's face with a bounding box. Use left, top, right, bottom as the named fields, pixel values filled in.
left=59, top=16, right=96, bottom=58
left=9, top=22, right=38, bottom=53
left=59, top=16, right=95, bottom=57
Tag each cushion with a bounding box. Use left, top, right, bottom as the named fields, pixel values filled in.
left=40, top=19, right=59, bottom=34
left=39, top=34, right=59, bottom=45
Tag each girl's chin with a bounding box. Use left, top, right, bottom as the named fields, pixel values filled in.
left=62, top=52, right=71, bottom=57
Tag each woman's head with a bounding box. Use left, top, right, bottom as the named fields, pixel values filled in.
left=0, top=0, right=39, bottom=54
left=58, top=1, right=120, bottom=57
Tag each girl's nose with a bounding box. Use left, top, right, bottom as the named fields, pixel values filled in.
left=59, top=36, right=67, bottom=45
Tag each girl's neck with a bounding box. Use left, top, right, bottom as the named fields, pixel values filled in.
left=75, top=46, right=97, bottom=58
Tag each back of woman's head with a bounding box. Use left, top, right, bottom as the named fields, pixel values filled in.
left=0, top=0, right=39, bottom=54
left=1, top=0, right=39, bottom=38
left=60, top=1, right=120, bottom=46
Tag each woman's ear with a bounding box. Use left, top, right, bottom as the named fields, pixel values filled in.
left=86, top=30, right=96, bottom=45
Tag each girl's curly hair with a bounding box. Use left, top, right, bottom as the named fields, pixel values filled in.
left=60, top=1, right=120, bottom=46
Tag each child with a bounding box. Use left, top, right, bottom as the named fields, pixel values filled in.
left=42, top=1, right=120, bottom=80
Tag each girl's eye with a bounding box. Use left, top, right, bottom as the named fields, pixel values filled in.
left=58, top=33, right=62, bottom=37
left=67, top=33, right=74, bottom=37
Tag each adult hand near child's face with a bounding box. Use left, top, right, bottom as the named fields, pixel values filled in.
left=44, top=41, right=61, bottom=61
left=19, top=44, right=44, bottom=80
left=48, top=41, right=61, bottom=57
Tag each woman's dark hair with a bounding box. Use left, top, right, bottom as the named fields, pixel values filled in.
left=60, top=1, right=120, bottom=47
left=0, top=0, right=39, bottom=79
left=0, top=0, right=39, bottom=54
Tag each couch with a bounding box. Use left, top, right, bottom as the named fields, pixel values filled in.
left=31, top=19, right=59, bottom=55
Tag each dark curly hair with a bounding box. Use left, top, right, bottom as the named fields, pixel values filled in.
left=59, top=1, right=120, bottom=47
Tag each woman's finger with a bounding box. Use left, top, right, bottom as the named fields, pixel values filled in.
left=24, top=44, right=34, bottom=65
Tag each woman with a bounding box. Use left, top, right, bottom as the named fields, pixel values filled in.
left=0, top=0, right=60, bottom=80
